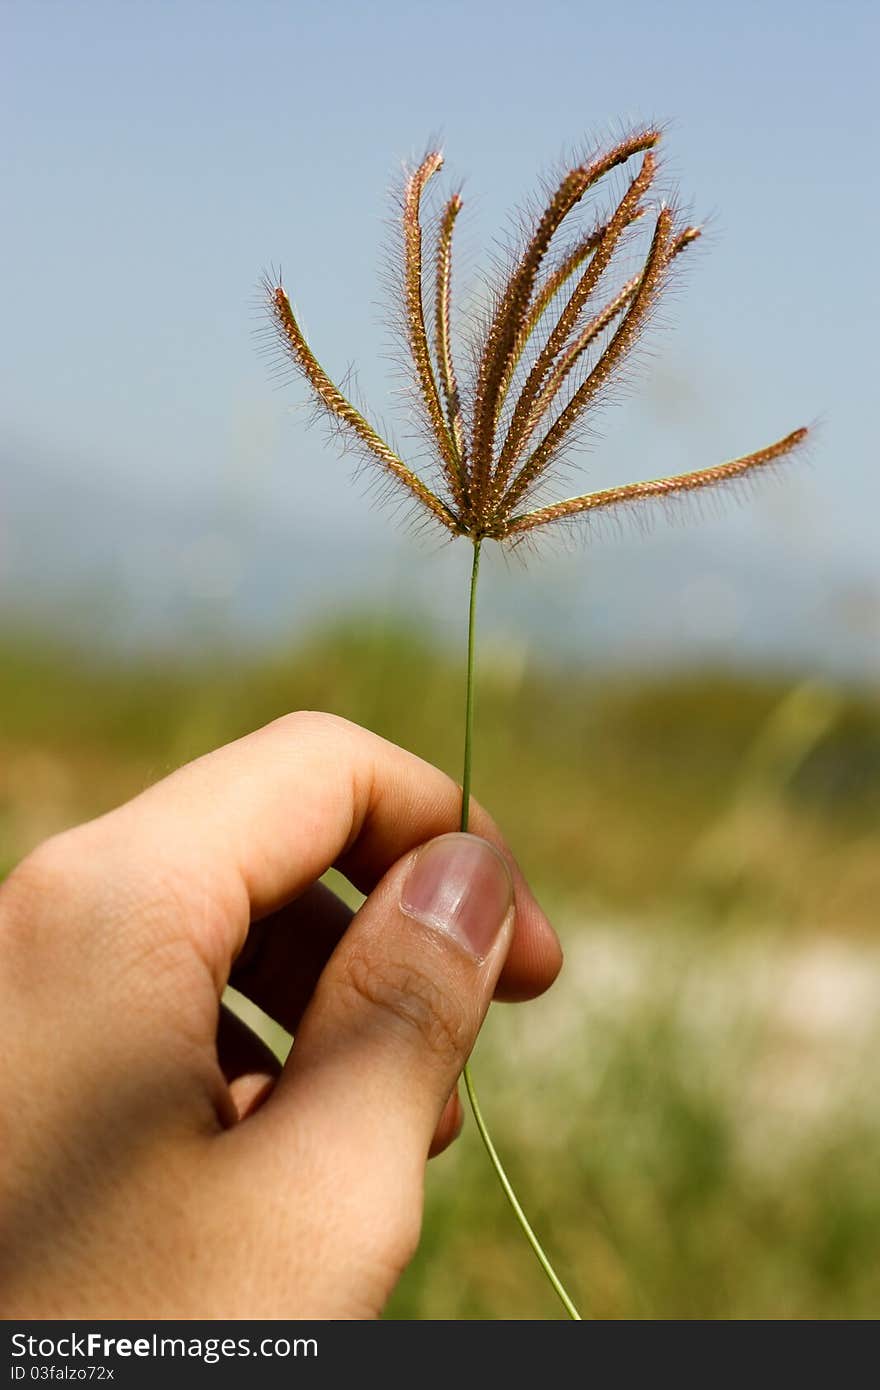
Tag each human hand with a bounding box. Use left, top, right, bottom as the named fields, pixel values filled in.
left=0, top=712, right=561, bottom=1318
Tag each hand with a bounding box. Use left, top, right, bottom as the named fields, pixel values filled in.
left=0, top=712, right=561, bottom=1318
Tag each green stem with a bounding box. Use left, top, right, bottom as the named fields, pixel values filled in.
left=459, top=537, right=582, bottom=1322
left=459, top=538, right=481, bottom=826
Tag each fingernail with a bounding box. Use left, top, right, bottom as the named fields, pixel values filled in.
left=400, top=832, right=514, bottom=960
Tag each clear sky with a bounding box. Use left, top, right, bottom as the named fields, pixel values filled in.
left=2, top=0, right=878, bottom=673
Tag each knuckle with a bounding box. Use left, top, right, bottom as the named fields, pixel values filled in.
left=342, top=949, right=469, bottom=1071
left=0, top=832, right=197, bottom=982
left=0, top=830, right=90, bottom=962
left=1, top=830, right=82, bottom=912
left=271, top=708, right=357, bottom=743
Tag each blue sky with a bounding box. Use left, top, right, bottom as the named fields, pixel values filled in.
left=2, top=1, right=878, bottom=672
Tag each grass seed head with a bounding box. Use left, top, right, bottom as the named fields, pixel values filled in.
left=264, top=130, right=807, bottom=546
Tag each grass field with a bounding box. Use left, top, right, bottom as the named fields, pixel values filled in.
left=2, top=619, right=879, bottom=1317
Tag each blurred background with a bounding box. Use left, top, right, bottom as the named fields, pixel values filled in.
left=3, top=0, right=879, bottom=1318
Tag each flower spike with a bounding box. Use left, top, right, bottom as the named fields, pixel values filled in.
left=401, top=153, right=463, bottom=499
left=505, top=428, right=809, bottom=536
left=265, top=278, right=458, bottom=531
left=434, top=191, right=466, bottom=478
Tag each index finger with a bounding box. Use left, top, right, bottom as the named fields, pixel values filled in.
left=62, top=711, right=562, bottom=1001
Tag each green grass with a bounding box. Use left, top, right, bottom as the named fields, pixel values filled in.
left=3, top=618, right=879, bottom=924
left=2, top=618, right=879, bottom=1317
left=388, top=926, right=880, bottom=1319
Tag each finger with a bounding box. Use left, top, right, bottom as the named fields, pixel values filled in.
left=54, top=712, right=560, bottom=1001
left=227, top=1072, right=276, bottom=1121
left=260, top=834, right=515, bottom=1220
left=429, top=1089, right=463, bottom=1158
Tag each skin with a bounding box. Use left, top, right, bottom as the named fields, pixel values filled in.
left=0, top=711, right=562, bottom=1318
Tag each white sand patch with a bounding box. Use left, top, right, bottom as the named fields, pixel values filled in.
left=479, top=920, right=880, bottom=1169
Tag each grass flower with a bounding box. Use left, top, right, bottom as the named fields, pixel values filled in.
left=264, top=128, right=804, bottom=548
left=263, top=128, right=807, bottom=1320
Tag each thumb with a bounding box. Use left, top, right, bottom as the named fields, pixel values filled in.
left=262, top=832, right=513, bottom=1219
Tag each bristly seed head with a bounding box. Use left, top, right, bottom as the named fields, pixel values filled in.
left=264, top=131, right=806, bottom=545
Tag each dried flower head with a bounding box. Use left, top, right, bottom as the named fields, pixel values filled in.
left=264, top=130, right=806, bottom=544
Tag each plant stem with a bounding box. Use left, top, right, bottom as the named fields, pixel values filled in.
left=459, top=538, right=482, bottom=825
left=459, top=538, right=582, bottom=1322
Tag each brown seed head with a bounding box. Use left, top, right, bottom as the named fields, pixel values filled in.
left=264, top=132, right=806, bottom=547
